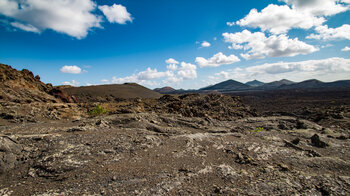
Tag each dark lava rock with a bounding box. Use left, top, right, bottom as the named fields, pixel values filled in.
left=291, top=138, right=300, bottom=145
left=0, top=136, right=23, bottom=174
left=311, top=134, right=329, bottom=148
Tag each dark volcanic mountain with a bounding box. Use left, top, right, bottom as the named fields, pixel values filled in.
left=64, top=83, right=161, bottom=102
left=154, top=86, right=176, bottom=94
left=279, top=79, right=324, bottom=89
left=258, top=79, right=295, bottom=90
left=279, top=79, right=350, bottom=90
left=200, top=79, right=250, bottom=91
left=325, top=80, right=350, bottom=88
left=246, top=80, right=265, bottom=87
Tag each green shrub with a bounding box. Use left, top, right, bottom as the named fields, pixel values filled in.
left=252, top=127, right=264, bottom=133
left=88, top=105, right=108, bottom=116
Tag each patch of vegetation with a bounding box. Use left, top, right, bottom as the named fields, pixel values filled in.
left=252, top=127, right=264, bottom=133
left=88, top=105, right=108, bottom=116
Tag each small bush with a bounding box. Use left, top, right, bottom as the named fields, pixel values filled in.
left=88, top=105, right=108, bottom=116
left=252, top=127, right=264, bottom=133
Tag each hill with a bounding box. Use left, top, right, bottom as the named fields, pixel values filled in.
left=246, top=80, right=264, bottom=87
left=154, top=86, right=176, bottom=94
left=279, top=79, right=324, bottom=89
left=64, top=83, right=162, bottom=102
left=200, top=79, right=250, bottom=91
left=257, top=79, right=295, bottom=90
left=278, top=79, right=350, bottom=90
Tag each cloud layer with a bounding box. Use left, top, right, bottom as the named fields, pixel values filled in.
left=307, top=25, right=350, bottom=40
left=236, top=4, right=325, bottom=34
left=0, top=0, right=132, bottom=39
left=111, top=59, right=197, bottom=87
left=196, top=52, right=240, bottom=67
left=209, top=57, right=350, bottom=83
left=223, top=30, right=318, bottom=60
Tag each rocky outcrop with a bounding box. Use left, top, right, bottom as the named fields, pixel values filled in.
left=0, top=63, right=76, bottom=103
left=0, top=136, right=23, bottom=174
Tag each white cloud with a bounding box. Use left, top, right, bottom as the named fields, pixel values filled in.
left=280, top=0, right=349, bottom=16
left=215, top=71, right=230, bottom=79
left=236, top=4, right=325, bottom=34
left=226, top=21, right=235, bottom=26
left=236, top=1, right=350, bottom=34
left=101, top=79, right=109, bottom=83
left=342, top=46, right=350, bottom=51
left=167, top=64, right=178, bottom=71
left=165, top=58, right=179, bottom=64
left=60, top=65, right=82, bottom=74
left=307, top=24, right=350, bottom=40
left=209, top=57, right=350, bottom=83
left=321, top=43, right=333, bottom=48
left=223, top=30, right=318, bottom=60
left=10, top=22, right=40, bottom=33
left=177, top=62, right=197, bottom=80
left=196, top=52, right=240, bottom=67
left=111, top=75, right=160, bottom=87
left=137, top=68, right=172, bottom=80
left=165, top=58, right=179, bottom=71
left=98, top=4, right=132, bottom=24
left=111, top=60, right=197, bottom=87
left=201, top=41, right=211, bottom=47
left=0, top=0, right=102, bottom=39
left=62, top=80, right=80, bottom=86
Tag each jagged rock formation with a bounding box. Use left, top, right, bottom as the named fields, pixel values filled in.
left=0, top=63, right=76, bottom=103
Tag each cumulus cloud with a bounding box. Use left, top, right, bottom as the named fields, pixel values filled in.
left=62, top=80, right=80, bottom=86
left=342, top=46, right=350, bottom=51
left=98, top=4, right=132, bottom=24
left=215, top=71, right=230, bottom=79
left=226, top=21, right=235, bottom=26
left=111, top=61, right=197, bottom=87
left=201, top=41, right=211, bottom=47
left=237, top=4, right=324, bottom=34
left=167, top=64, right=178, bottom=71
left=0, top=0, right=102, bottom=39
left=236, top=1, right=349, bottom=34
left=0, top=0, right=134, bottom=39
left=280, top=0, right=349, bottom=16
left=223, top=30, right=318, bottom=60
left=165, top=58, right=179, bottom=65
left=177, top=62, right=197, bottom=80
left=307, top=24, right=350, bottom=40
left=137, top=68, right=173, bottom=80
left=209, top=57, right=350, bottom=83
left=196, top=52, right=240, bottom=67
left=60, top=65, right=82, bottom=74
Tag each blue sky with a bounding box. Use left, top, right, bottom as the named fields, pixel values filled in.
left=1, top=0, right=350, bottom=89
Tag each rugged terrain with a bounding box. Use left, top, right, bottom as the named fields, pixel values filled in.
left=1, top=64, right=350, bottom=195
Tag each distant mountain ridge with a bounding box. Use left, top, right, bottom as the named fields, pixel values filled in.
left=200, top=79, right=250, bottom=91
left=154, top=86, right=176, bottom=94
left=246, top=80, right=265, bottom=87
left=155, top=79, right=350, bottom=94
